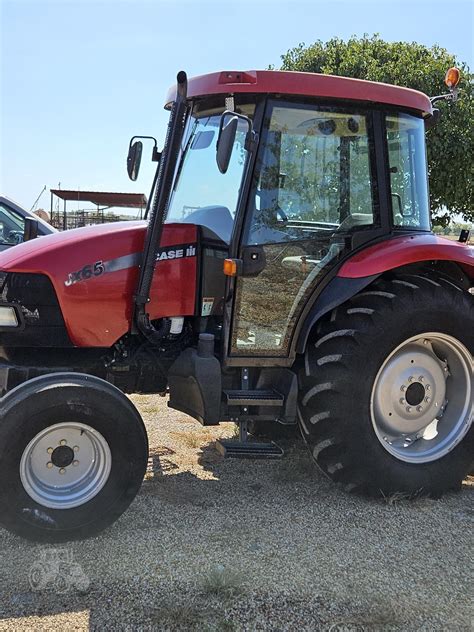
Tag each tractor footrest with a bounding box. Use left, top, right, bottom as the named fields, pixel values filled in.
left=224, top=389, right=284, bottom=407
left=217, top=439, right=284, bottom=459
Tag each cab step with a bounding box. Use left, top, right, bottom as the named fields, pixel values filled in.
left=217, top=439, right=284, bottom=459
left=217, top=418, right=284, bottom=459
left=224, top=389, right=284, bottom=407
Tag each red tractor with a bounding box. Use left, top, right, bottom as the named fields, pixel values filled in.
left=0, top=69, right=472, bottom=542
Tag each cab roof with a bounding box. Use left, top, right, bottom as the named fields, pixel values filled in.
left=166, top=70, right=432, bottom=115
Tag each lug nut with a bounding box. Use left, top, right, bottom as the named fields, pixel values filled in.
left=59, top=468, right=66, bottom=475
left=408, top=376, right=414, bottom=383
left=73, top=460, right=79, bottom=467
left=73, top=446, right=79, bottom=452
left=426, top=385, right=431, bottom=391
left=400, top=385, right=406, bottom=392
left=424, top=396, right=431, bottom=403
left=46, top=462, right=53, bottom=469
left=417, top=406, right=423, bottom=412
left=47, top=447, right=53, bottom=454
left=419, top=376, right=424, bottom=382
left=399, top=398, right=406, bottom=404
left=60, top=440, right=67, bottom=446
left=406, top=406, right=412, bottom=413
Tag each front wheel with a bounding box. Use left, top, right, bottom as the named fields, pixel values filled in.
left=298, top=274, right=473, bottom=497
left=0, top=373, right=148, bottom=542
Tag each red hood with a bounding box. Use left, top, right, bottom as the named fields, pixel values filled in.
left=0, top=221, right=147, bottom=271
left=0, top=221, right=198, bottom=347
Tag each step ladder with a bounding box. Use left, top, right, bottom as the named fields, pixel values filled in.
left=217, top=369, right=284, bottom=459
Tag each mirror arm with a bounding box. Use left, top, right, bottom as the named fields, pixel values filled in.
left=430, top=87, right=459, bottom=105
left=220, top=110, right=258, bottom=150
left=129, top=135, right=160, bottom=161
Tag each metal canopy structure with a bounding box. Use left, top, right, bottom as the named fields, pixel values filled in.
left=50, top=189, right=148, bottom=230
left=50, top=190, right=147, bottom=208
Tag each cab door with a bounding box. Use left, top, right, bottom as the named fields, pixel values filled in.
left=228, top=101, right=379, bottom=360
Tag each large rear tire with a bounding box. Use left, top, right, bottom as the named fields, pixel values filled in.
left=0, top=373, right=148, bottom=542
left=298, top=274, right=473, bottom=497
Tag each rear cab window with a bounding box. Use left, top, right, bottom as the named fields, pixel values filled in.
left=386, top=113, right=430, bottom=231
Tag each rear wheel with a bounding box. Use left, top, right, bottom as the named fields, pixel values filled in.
left=298, top=274, right=473, bottom=497
left=0, top=373, right=148, bottom=542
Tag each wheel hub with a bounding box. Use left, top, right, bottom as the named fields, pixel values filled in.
left=20, top=422, right=112, bottom=510
left=373, top=341, right=447, bottom=436
left=405, top=381, right=425, bottom=406
left=371, top=333, right=472, bottom=463
left=51, top=445, right=75, bottom=469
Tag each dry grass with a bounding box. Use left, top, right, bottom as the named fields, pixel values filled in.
left=170, top=429, right=217, bottom=450
left=380, top=488, right=426, bottom=506
left=202, top=564, right=245, bottom=597
left=149, top=592, right=236, bottom=631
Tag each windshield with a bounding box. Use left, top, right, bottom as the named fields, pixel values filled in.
left=166, top=107, right=254, bottom=243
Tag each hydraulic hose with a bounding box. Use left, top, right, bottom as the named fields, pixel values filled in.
left=134, top=71, right=188, bottom=343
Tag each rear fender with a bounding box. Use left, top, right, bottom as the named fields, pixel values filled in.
left=337, top=233, right=474, bottom=282
left=295, top=234, right=473, bottom=354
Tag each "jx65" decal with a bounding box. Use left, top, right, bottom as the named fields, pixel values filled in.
left=64, top=244, right=197, bottom=287
left=65, top=261, right=105, bottom=287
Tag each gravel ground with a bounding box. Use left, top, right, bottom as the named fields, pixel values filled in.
left=0, top=394, right=472, bottom=631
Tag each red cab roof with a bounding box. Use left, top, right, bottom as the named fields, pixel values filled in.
left=166, top=70, right=432, bottom=115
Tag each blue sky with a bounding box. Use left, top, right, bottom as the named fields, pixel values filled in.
left=1, top=0, right=473, bottom=214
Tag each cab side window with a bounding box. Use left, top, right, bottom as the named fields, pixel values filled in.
left=245, top=104, right=377, bottom=246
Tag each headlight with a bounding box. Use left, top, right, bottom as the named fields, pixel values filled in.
left=0, top=306, right=19, bottom=327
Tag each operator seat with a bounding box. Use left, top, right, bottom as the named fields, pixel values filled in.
left=337, top=212, right=373, bottom=230
left=181, top=205, right=234, bottom=243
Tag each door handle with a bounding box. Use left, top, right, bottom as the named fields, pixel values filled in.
left=240, top=245, right=266, bottom=277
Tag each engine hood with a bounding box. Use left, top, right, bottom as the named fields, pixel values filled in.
left=0, top=220, right=199, bottom=347
left=0, top=221, right=147, bottom=272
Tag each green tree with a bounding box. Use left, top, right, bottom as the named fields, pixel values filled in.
left=278, top=35, right=473, bottom=223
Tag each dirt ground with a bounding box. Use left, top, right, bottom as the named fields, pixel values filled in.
left=0, top=394, right=472, bottom=631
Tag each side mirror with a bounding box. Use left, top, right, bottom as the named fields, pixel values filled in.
left=23, top=217, right=39, bottom=242
left=216, top=114, right=239, bottom=174
left=127, top=140, right=143, bottom=181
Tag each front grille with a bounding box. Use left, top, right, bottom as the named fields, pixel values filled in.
left=0, top=273, right=71, bottom=347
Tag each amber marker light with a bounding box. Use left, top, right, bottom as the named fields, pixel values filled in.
left=445, top=67, right=460, bottom=88
left=223, top=259, right=239, bottom=276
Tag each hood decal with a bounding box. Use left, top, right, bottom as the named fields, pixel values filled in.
left=64, top=243, right=197, bottom=287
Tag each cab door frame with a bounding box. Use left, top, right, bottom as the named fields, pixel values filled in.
left=220, top=100, right=393, bottom=369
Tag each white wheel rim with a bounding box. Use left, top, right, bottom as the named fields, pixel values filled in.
left=371, top=333, right=473, bottom=463
left=20, top=422, right=112, bottom=509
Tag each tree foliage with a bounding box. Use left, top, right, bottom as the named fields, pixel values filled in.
left=278, top=35, right=473, bottom=223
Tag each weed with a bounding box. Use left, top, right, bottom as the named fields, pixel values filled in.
left=171, top=430, right=215, bottom=450
left=380, top=488, right=425, bottom=506
left=202, top=564, right=245, bottom=597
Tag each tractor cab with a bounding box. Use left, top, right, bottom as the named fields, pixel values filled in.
left=130, top=71, right=435, bottom=362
